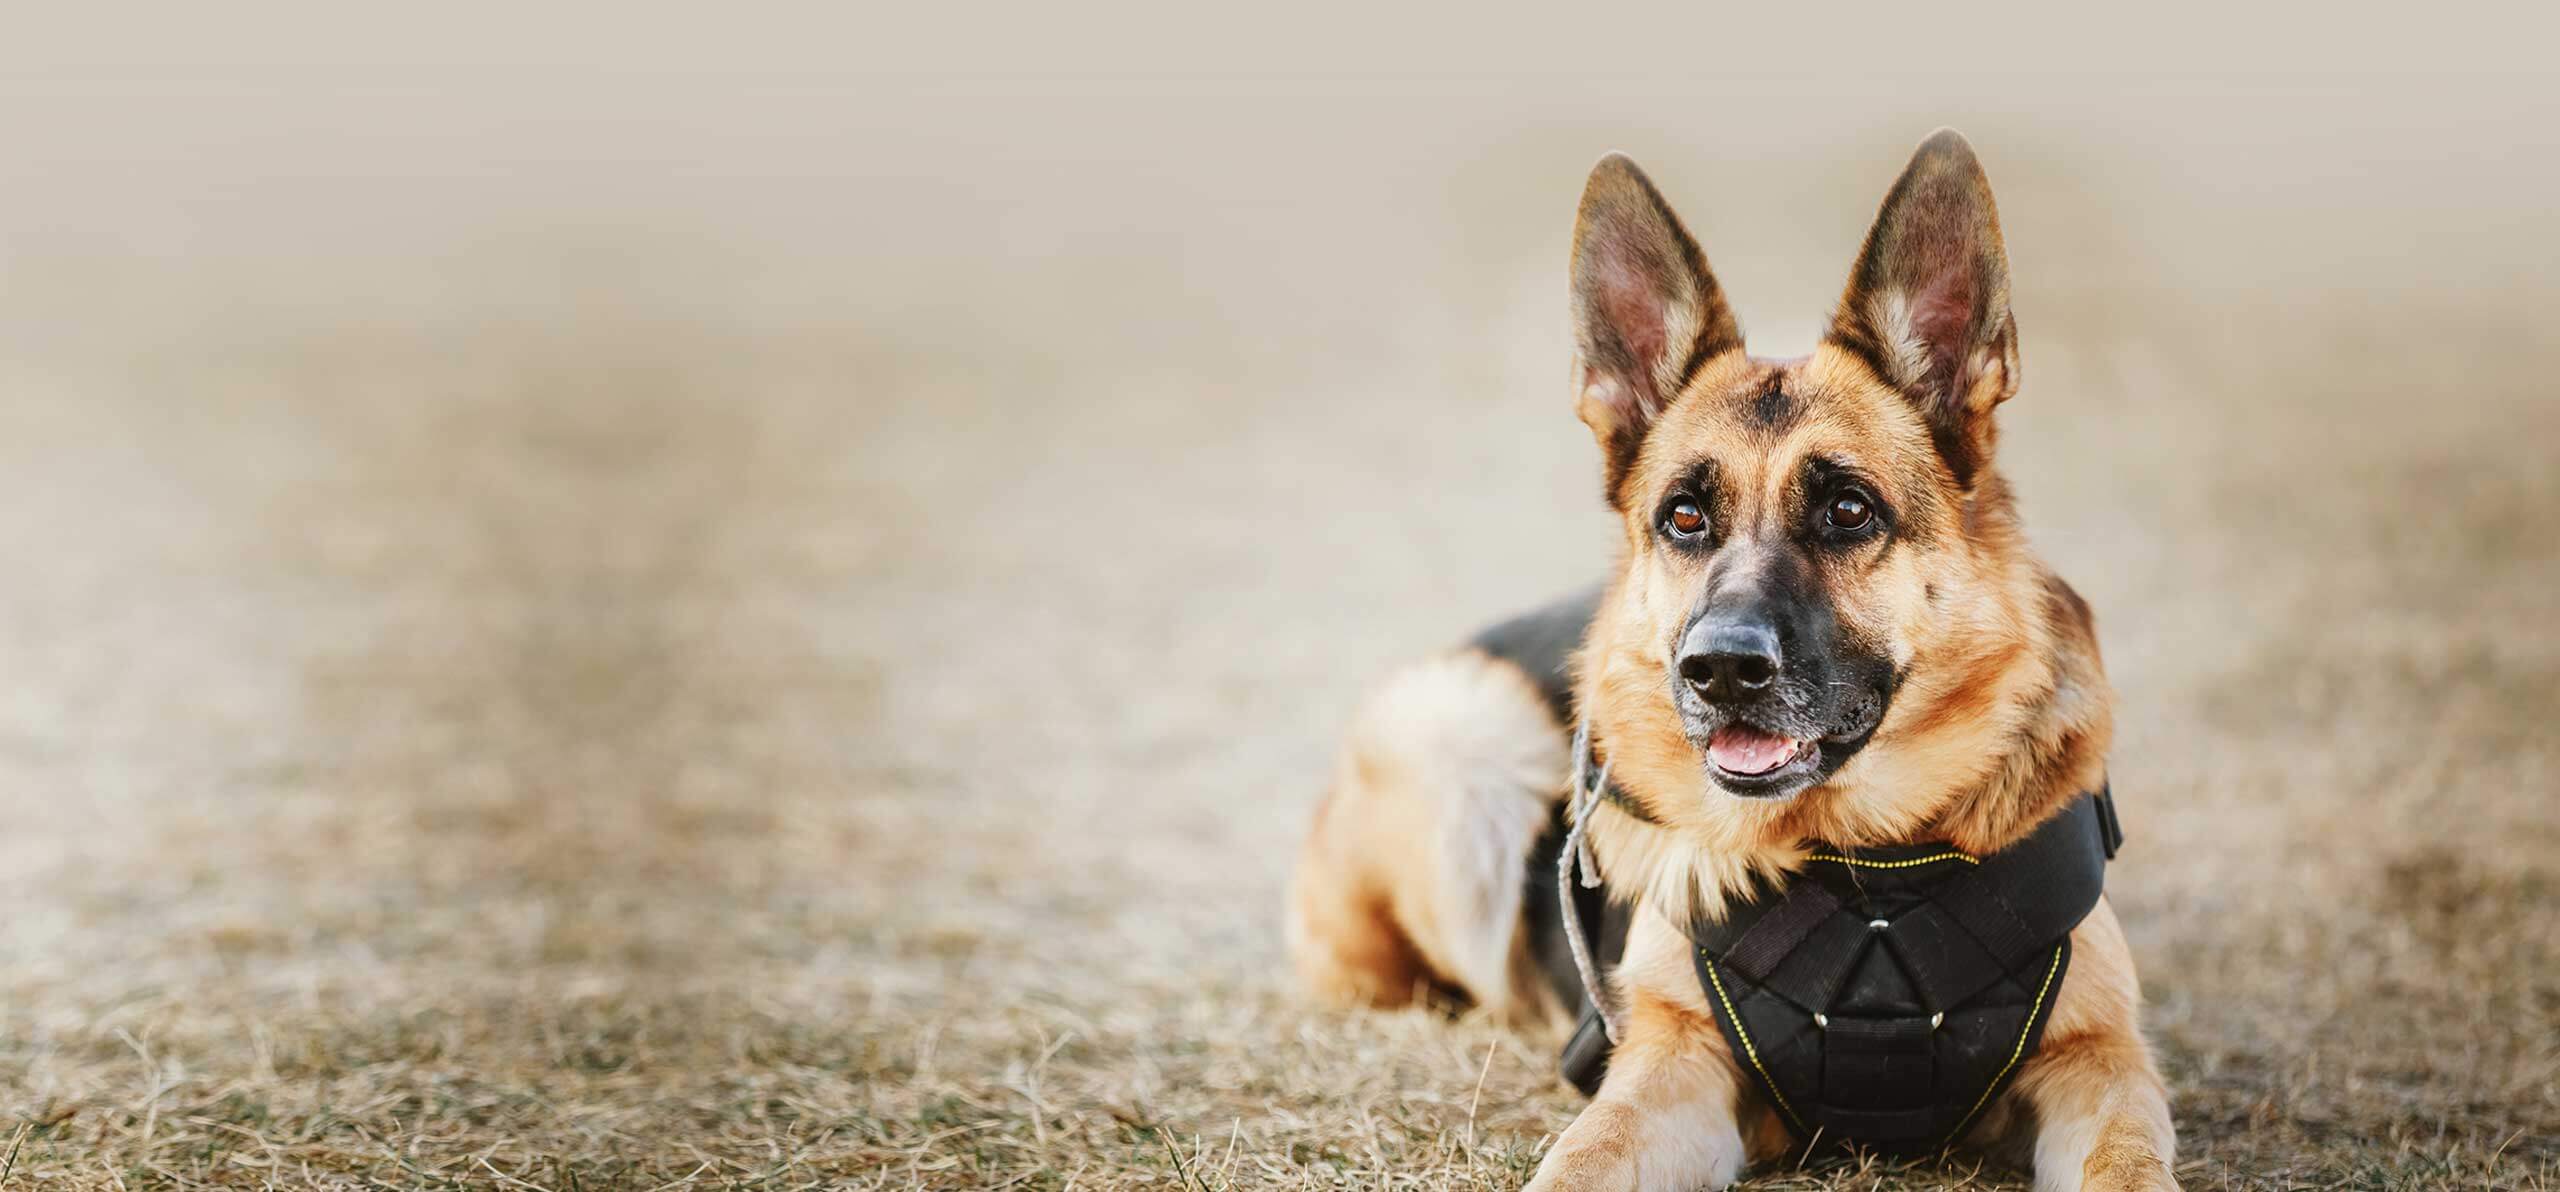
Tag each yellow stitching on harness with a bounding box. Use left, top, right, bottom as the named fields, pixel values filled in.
left=1938, top=945, right=2065, bottom=1150
left=1806, top=851, right=1979, bottom=868
left=1701, top=955, right=1806, bottom=1136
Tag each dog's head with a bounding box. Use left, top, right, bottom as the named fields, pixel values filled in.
left=1574, top=131, right=2048, bottom=814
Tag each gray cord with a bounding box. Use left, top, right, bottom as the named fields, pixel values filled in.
left=1557, top=718, right=1623, bottom=1044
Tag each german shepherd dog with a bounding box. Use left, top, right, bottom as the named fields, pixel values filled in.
left=1287, top=132, right=2177, bottom=1190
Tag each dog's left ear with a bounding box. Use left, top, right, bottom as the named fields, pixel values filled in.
left=1825, top=129, right=2018, bottom=488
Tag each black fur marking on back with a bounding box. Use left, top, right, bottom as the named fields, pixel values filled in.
left=1467, top=585, right=1604, bottom=727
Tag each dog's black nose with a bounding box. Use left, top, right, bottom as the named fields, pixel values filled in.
left=1679, top=621, right=1782, bottom=704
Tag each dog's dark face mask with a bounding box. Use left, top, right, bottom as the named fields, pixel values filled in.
left=1654, top=458, right=1904, bottom=799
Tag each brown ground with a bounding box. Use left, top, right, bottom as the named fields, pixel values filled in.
left=0, top=31, right=2554, bottom=1191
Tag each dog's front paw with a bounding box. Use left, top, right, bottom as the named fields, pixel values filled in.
left=2076, top=1163, right=2179, bottom=1192
left=2052, top=1131, right=2178, bottom=1192
left=2044, top=1101, right=2179, bottom=1192
left=1524, top=1101, right=1742, bottom=1192
left=1522, top=1144, right=1633, bottom=1192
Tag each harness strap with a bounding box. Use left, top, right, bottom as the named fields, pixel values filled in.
left=1718, top=882, right=1840, bottom=982
left=1822, top=1014, right=1940, bottom=1139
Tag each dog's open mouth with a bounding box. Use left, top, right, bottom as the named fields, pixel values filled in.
left=1706, top=723, right=1814, bottom=778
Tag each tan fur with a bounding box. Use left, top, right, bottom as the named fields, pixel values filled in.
left=1292, top=131, right=2176, bottom=1190
left=2010, top=902, right=2178, bottom=1192
left=1287, top=649, right=1572, bottom=1025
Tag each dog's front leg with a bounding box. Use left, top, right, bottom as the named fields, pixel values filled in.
left=2012, top=904, right=2179, bottom=1192
left=1524, top=994, right=1746, bottom=1192
left=2017, top=1034, right=2177, bottom=1192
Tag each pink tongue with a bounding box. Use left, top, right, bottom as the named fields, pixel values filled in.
left=1709, top=725, right=1802, bottom=775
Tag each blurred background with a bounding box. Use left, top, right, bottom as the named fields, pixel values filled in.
left=0, top=7, right=2553, bottom=1188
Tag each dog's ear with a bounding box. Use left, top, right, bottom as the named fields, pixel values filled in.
left=1570, top=153, right=1741, bottom=501
left=1825, top=129, right=2018, bottom=488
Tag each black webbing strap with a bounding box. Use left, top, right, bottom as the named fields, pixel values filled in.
left=1559, top=1009, right=1612, bottom=1096
left=1818, top=1015, right=1939, bottom=1140
left=1718, top=883, right=1841, bottom=981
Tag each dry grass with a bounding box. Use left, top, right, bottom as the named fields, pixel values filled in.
left=0, top=53, right=2555, bottom=1191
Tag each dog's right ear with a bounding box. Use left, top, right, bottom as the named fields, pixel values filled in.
left=1569, top=153, right=1742, bottom=502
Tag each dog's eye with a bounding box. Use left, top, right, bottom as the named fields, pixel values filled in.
left=1664, top=500, right=1708, bottom=539
left=1826, top=493, right=1875, bottom=532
